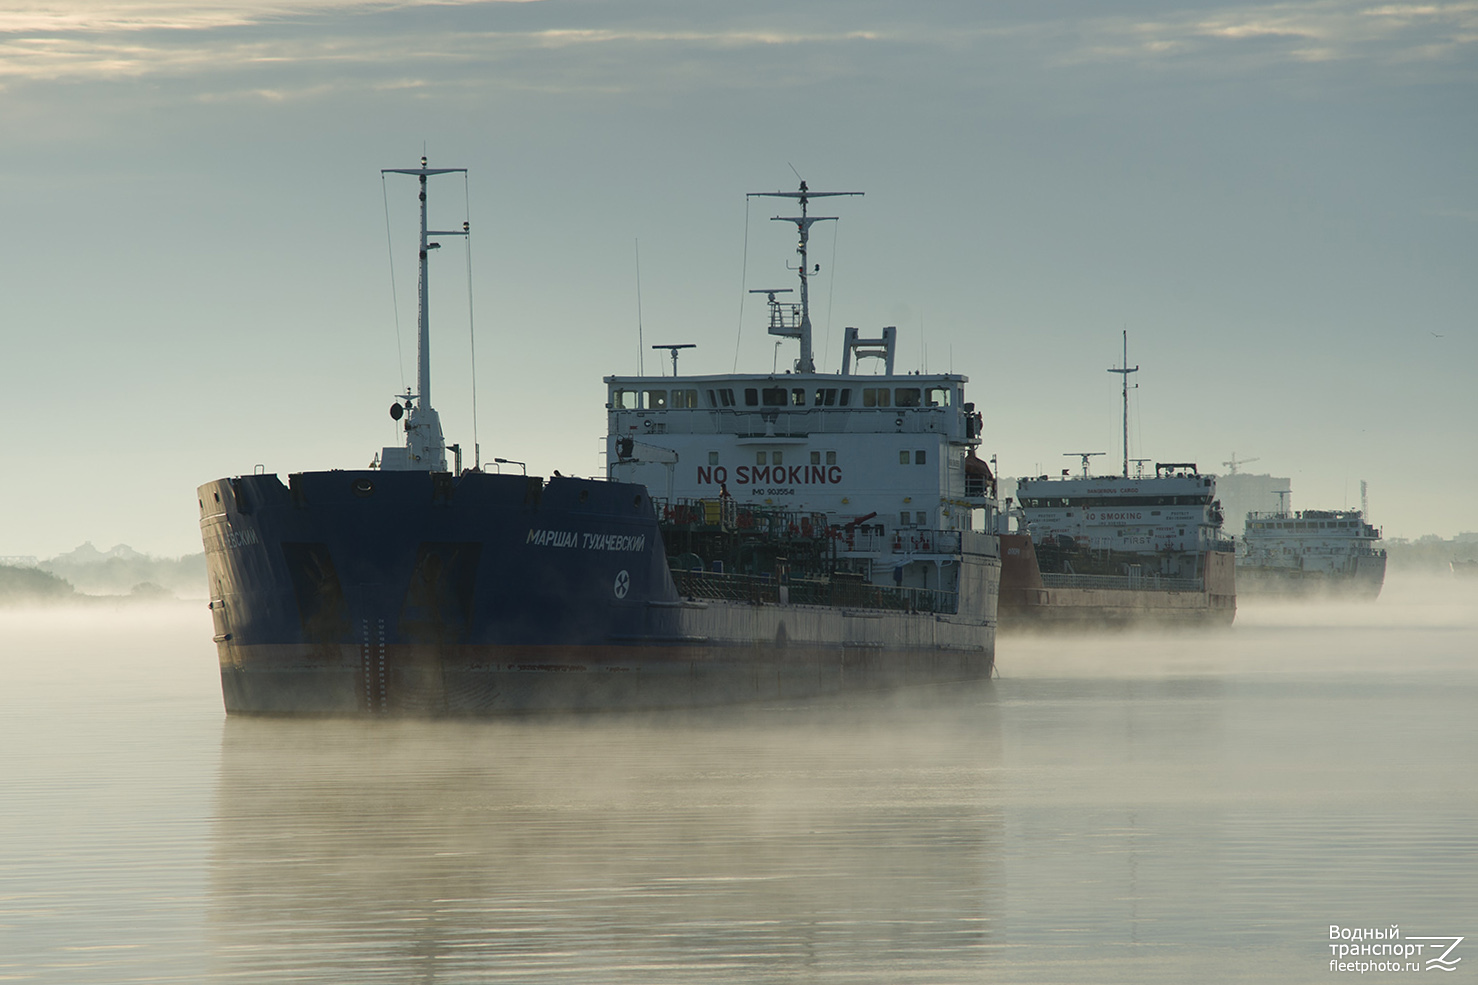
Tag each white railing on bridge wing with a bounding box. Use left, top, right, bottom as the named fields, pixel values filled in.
left=840, top=528, right=964, bottom=555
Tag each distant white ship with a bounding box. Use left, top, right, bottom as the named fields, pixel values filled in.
left=1237, top=507, right=1386, bottom=598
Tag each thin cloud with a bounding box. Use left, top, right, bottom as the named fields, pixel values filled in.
left=1070, top=0, right=1478, bottom=69
left=0, top=8, right=889, bottom=89
left=2, top=0, right=1473, bottom=93
left=0, top=1, right=547, bottom=34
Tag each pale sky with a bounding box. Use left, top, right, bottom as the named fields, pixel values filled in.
left=2, top=0, right=1474, bottom=557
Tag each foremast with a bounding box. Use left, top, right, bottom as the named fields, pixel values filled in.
left=379, top=158, right=467, bottom=472
left=748, top=181, right=861, bottom=374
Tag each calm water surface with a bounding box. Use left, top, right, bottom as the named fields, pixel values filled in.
left=2, top=575, right=1475, bottom=983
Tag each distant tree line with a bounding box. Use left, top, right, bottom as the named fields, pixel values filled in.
left=1384, top=535, right=1478, bottom=574
left=0, top=546, right=207, bottom=603
left=0, top=565, right=76, bottom=603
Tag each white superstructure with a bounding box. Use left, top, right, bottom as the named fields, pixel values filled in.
left=1014, top=463, right=1227, bottom=555
left=1007, top=334, right=1229, bottom=566
left=605, top=181, right=996, bottom=594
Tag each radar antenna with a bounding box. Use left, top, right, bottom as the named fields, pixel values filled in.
left=749, top=289, right=798, bottom=346
left=651, top=343, right=695, bottom=376
left=747, top=181, right=862, bottom=374
left=1064, top=451, right=1105, bottom=478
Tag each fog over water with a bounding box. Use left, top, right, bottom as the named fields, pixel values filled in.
left=2, top=576, right=1475, bottom=983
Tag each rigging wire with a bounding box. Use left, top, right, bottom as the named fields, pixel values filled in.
left=734, top=195, right=751, bottom=372
left=463, top=171, right=480, bottom=470
left=635, top=239, right=645, bottom=375
left=1134, top=376, right=1144, bottom=474
left=920, top=304, right=927, bottom=373
left=823, top=219, right=839, bottom=372
left=381, top=174, right=407, bottom=391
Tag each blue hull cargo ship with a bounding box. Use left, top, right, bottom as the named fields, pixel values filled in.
left=198, top=166, right=999, bottom=715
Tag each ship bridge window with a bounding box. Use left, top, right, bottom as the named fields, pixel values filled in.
left=791, top=388, right=806, bottom=406
left=717, top=389, right=735, bottom=407
left=926, top=387, right=951, bottom=407
left=899, top=450, right=910, bottom=465
left=644, top=389, right=668, bottom=409
left=863, top=388, right=891, bottom=408
left=839, top=389, right=852, bottom=406
left=814, top=388, right=838, bottom=406
left=744, top=388, right=759, bottom=406
left=915, top=450, right=926, bottom=465
left=671, top=389, right=698, bottom=409
left=895, top=388, right=921, bottom=407
left=762, top=387, right=788, bottom=407
left=613, top=389, right=639, bottom=410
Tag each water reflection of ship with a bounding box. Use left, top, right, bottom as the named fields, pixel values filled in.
left=208, top=691, right=1004, bottom=980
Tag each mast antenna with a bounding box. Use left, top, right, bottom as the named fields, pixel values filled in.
left=635, top=239, right=645, bottom=374
left=1107, top=330, right=1139, bottom=478
left=380, top=157, right=466, bottom=471
left=748, top=180, right=861, bottom=374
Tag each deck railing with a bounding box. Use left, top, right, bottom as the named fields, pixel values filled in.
left=840, top=528, right=966, bottom=555
left=669, top=568, right=958, bottom=614
left=1039, top=572, right=1203, bottom=593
